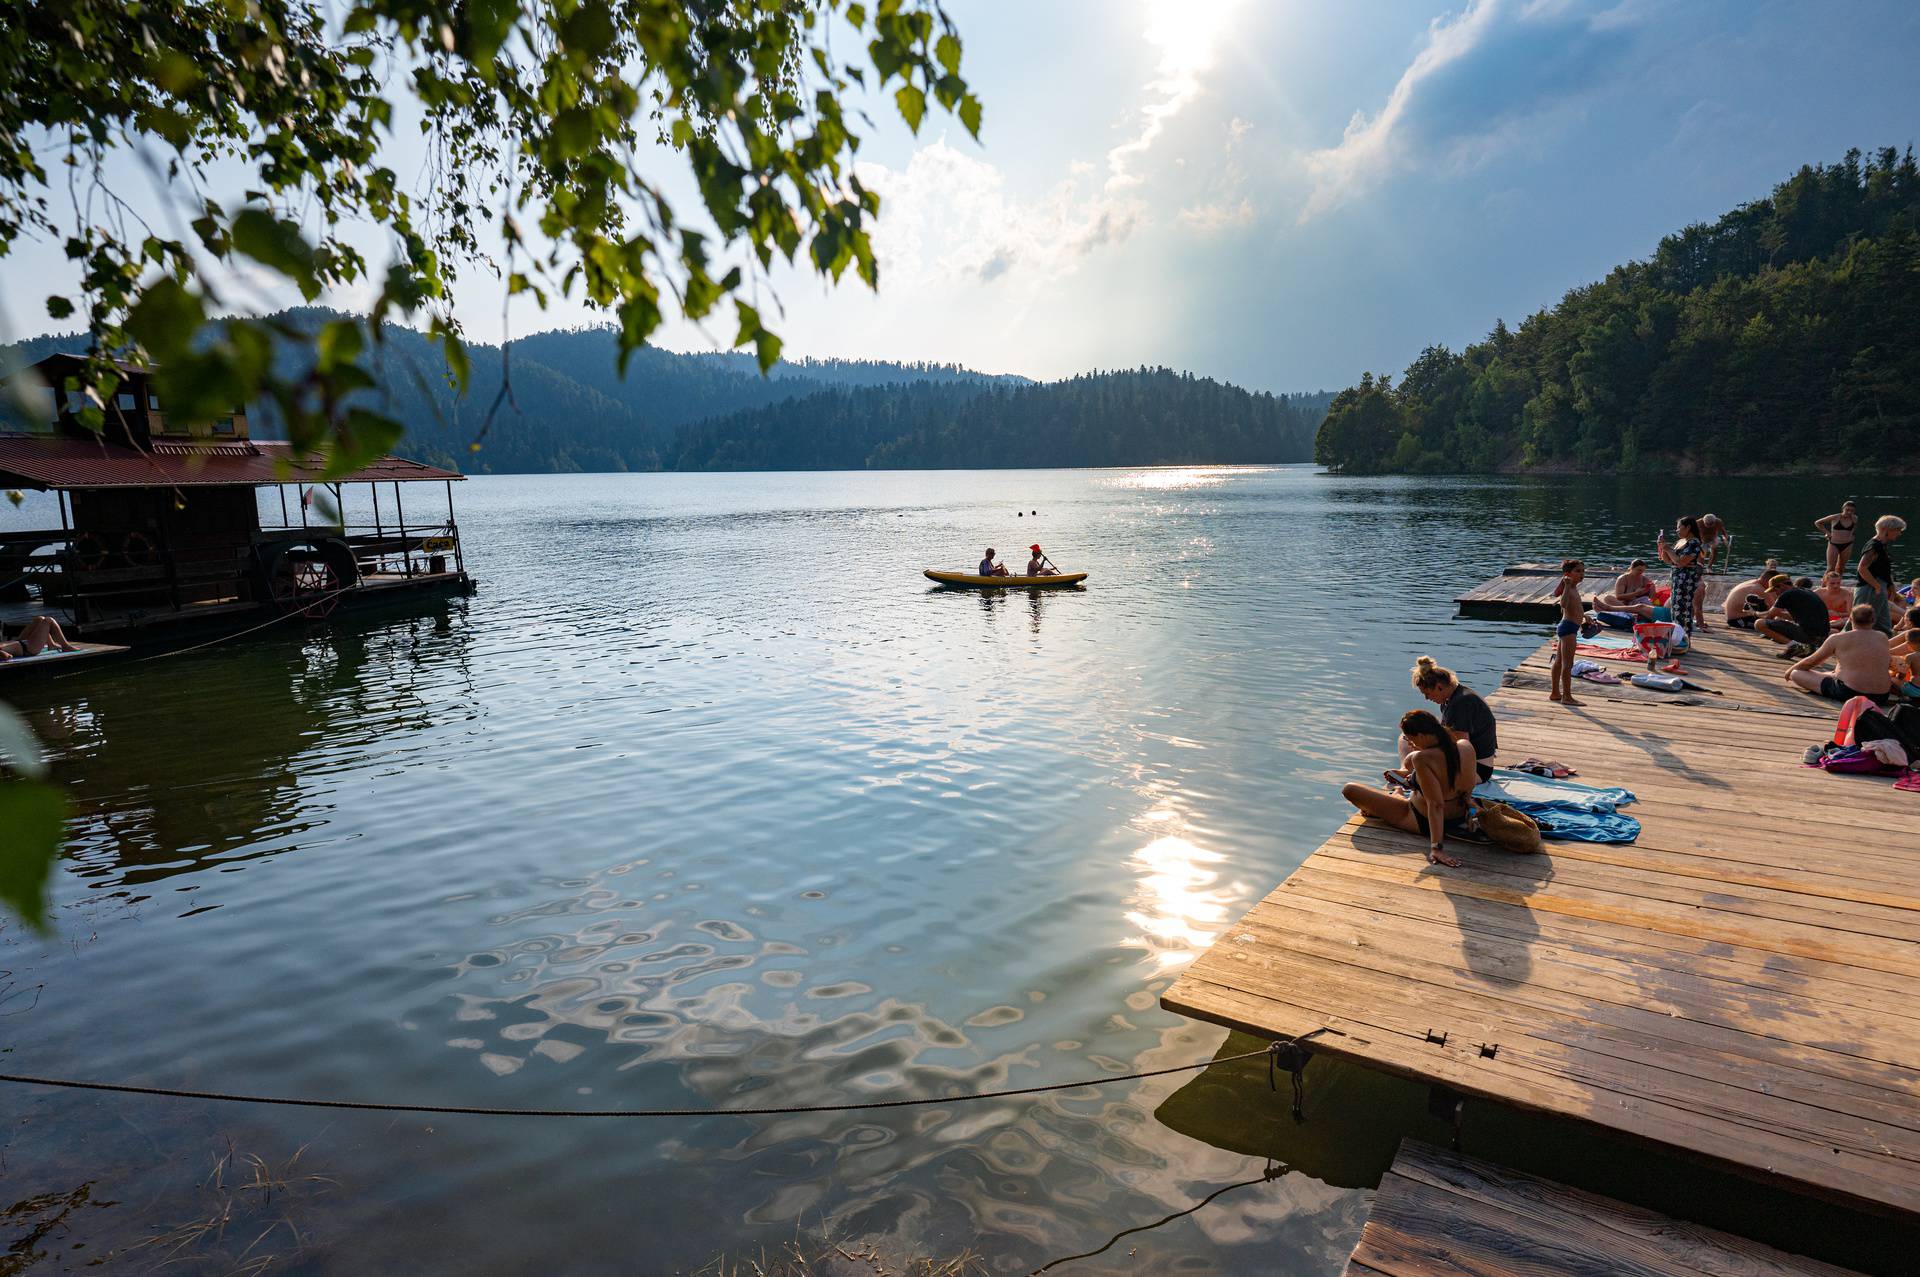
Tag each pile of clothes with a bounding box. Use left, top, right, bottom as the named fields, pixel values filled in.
left=1472, top=769, right=1641, bottom=843
left=1806, top=696, right=1920, bottom=776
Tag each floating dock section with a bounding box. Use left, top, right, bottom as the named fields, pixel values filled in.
left=1347, top=1139, right=1860, bottom=1276
left=1164, top=624, right=1920, bottom=1218
left=1455, top=562, right=1730, bottom=622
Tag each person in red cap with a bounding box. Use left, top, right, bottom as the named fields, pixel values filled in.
left=1024, top=544, right=1058, bottom=577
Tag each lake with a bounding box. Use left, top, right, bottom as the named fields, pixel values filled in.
left=0, top=466, right=1909, bottom=1274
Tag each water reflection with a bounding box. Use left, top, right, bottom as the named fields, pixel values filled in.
left=1123, top=834, right=1233, bottom=969
left=22, top=603, right=473, bottom=899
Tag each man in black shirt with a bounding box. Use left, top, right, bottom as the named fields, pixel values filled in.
left=1756, top=579, right=1833, bottom=658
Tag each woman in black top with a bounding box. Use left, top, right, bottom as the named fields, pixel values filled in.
left=1407, top=655, right=1498, bottom=782
left=1816, top=501, right=1859, bottom=576
left=1855, top=516, right=1906, bottom=634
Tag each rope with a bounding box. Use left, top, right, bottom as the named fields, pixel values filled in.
left=0, top=1042, right=1295, bottom=1119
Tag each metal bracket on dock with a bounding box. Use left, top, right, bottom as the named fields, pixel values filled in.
left=1427, top=1084, right=1466, bottom=1151
left=1476, top=1042, right=1499, bottom=1060
left=1424, top=1028, right=1448, bottom=1047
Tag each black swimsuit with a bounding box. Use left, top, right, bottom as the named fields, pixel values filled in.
left=1829, top=517, right=1857, bottom=545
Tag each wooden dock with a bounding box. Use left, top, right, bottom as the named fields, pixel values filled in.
left=1163, top=622, right=1920, bottom=1218
left=1347, top=1139, right=1859, bottom=1277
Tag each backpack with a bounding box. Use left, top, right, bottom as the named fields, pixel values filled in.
left=1473, top=801, right=1543, bottom=854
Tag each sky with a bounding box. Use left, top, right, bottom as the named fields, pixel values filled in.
left=10, top=0, right=1920, bottom=394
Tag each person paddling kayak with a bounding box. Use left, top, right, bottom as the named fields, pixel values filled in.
left=978, top=548, right=1012, bottom=577
left=1024, top=544, right=1059, bottom=576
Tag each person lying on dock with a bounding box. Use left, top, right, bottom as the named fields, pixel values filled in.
left=1407, top=655, right=1498, bottom=783
left=1755, top=580, right=1833, bottom=658
left=1550, top=560, right=1586, bottom=705
left=0, top=615, right=78, bottom=661
left=1024, top=545, right=1058, bottom=576
left=977, top=548, right=1012, bottom=578
left=1785, top=604, right=1893, bottom=704
left=1722, top=573, right=1788, bottom=628
left=1343, top=710, right=1475, bottom=869
left=1593, top=560, right=1657, bottom=616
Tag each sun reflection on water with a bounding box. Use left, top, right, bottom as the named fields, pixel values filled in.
left=1104, top=465, right=1271, bottom=491
left=1122, top=830, right=1235, bottom=968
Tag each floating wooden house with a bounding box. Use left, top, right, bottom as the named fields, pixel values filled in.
left=0, top=354, right=473, bottom=654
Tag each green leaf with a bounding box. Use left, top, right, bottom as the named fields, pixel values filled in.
left=958, top=93, right=982, bottom=138
left=0, top=701, right=46, bottom=778
left=124, top=279, right=205, bottom=361
left=45, top=295, right=73, bottom=320
left=895, top=83, right=926, bottom=133
left=0, top=779, right=65, bottom=936
left=935, top=33, right=962, bottom=76
left=231, top=209, right=320, bottom=297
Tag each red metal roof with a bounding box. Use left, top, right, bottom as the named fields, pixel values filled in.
left=0, top=434, right=462, bottom=489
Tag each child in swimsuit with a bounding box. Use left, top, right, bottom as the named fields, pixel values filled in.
left=1550, top=559, right=1585, bottom=705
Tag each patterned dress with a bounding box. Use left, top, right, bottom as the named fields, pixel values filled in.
left=1668, top=538, right=1703, bottom=629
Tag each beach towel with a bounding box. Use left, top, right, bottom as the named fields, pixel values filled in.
left=1472, top=770, right=1640, bottom=843
left=1630, top=673, right=1687, bottom=692
left=1574, top=631, right=1651, bottom=662
left=1478, top=770, right=1634, bottom=810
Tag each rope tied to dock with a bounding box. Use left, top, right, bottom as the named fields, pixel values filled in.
left=0, top=1036, right=1326, bottom=1120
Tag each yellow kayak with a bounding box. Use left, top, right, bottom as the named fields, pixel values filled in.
left=925, top=569, right=1088, bottom=589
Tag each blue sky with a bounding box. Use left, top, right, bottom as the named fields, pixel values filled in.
left=9, top=0, right=1920, bottom=394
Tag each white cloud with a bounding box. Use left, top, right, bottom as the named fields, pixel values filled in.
left=856, top=0, right=1244, bottom=289
left=1300, top=0, right=1640, bottom=219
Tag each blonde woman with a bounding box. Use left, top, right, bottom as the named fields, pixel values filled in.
left=1405, top=655, right=1498, bottom=782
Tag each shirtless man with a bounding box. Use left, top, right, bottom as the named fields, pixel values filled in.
left=1816, top=571, right=1851, bottom=615
left=0, top=615, right=78, bottom=661
left=1595, top=559, right=1657, bottom=616
left=1787, top=604, right=1893, bottom=703
left=1721, top=572, right=1785, bottom=628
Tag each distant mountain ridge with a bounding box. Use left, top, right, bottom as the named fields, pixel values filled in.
left=4, top=309, right=1329, bottom=473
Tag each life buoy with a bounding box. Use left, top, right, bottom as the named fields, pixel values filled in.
left=122, top=530, right=158, bottom=567
left=73, top=533, right=108, bottom=571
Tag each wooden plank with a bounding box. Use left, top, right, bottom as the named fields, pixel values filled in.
left=1165, top=615, right=1920, bottom=1219
left=1346, top=1141, right=1861, bottom=1277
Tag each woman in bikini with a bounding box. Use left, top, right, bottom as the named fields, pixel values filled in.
left=1340, top=709, right=1476, bottom=868
left=0, top=615, right=78, bottom=661
left=1816, top=501, right=1859, bottom=576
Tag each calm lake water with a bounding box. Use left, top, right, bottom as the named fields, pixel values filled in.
left=1, top=467, right=1913, bottom=1274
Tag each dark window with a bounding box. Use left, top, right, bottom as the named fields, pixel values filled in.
left=214, top=415, right=236, bottom=435
left=115, top=391, right=135, bottom=411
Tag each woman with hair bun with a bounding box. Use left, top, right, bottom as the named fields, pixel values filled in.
left=1406, top=655, right=1498, bottom=782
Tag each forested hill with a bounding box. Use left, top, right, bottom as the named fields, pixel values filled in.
left=3, top=310, right=1026, bottom=474
left=667, top=370, right=1331, bottom=471
left=1315, top=146, right=1920, bottom=475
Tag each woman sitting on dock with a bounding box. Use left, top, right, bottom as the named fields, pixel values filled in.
left=1407, top=655, right=1498, bottom=783
left=0, top=615, right=78, bottom=661
left=1342, top=710, right=1476, bottom=868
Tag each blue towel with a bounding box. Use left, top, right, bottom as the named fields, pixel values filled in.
left=1473, top=770, right=1640, bottom=843
left=1477, top=770, right=1635, bottom=810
